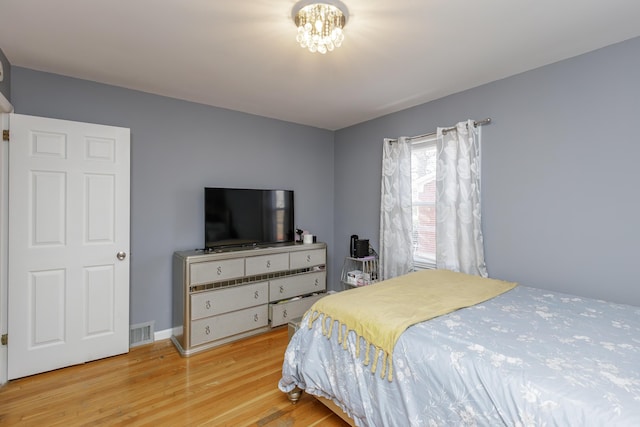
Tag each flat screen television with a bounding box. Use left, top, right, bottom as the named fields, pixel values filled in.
left=204, top=187, right=295, bottom=250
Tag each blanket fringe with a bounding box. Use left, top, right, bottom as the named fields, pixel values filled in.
left=371, top=346, right=379, bottom=374
left=311, top=311, right=394, bottom=382
left=364, top=342, right=371, bottom=366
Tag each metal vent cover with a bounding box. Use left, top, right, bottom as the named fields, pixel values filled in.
left=129, top=321, right=154, bottom=347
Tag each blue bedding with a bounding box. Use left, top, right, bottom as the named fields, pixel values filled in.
left=279, top=285, right=640, bottom=426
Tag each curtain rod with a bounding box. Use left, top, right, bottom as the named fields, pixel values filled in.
left=388, top=118, right=491, bottom=143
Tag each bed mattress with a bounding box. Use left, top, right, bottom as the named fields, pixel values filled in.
left=279, top=285, right=640, bottom=426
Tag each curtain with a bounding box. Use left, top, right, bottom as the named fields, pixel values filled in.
left=379, top=137, right=414, bottom=280
left=436, top=120, right=488, bottom=277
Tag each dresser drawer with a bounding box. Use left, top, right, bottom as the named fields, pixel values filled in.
left=269, top=271, right=326, bottom=302
left=269, top=293, right=325, bottom=327
left=190, top=281, right=268, bottom=320
left=290, top=249, right=326, bottom=269
left=189, top=258, right=245, bottom=286
left=190, top=305, right=269, bottom=347
left=245, top=253, right=289, bottom=275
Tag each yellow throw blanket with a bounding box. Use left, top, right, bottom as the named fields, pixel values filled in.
left=307, top=269, right=517, bottom=381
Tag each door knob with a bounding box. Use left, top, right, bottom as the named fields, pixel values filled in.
left=116, top=251, right=127, bottom=260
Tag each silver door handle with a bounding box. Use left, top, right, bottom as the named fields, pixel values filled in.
left=117, top=251, right=127, bottom=260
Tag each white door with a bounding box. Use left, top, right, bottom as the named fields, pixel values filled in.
left=7, top=113, right=130, bottom=379
left=1, top=111, right=10, bottom=385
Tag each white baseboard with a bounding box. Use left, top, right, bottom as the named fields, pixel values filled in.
left=154, top=328, right=174, bottom=341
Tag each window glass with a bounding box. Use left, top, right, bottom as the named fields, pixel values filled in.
left=410, top=136, right=437, bottom=269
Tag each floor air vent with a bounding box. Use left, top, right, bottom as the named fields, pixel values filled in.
left=130, top=321, right=154, bottom=347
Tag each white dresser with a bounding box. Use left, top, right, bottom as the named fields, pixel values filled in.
left=171, top=242, right=326, bottom=356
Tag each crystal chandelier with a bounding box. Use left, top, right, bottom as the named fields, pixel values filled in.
left=292, top=1, right=348, bottom=54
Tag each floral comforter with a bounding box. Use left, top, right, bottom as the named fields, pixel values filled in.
left=279, top=285, right=640, bottom=426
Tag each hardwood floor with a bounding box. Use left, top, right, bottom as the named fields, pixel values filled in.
left=0, top=327, right=350, bottom=426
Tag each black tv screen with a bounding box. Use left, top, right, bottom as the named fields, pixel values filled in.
left=205, top=187, right=295, bottom=250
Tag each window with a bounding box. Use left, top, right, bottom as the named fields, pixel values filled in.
left=410, top=135, right=437, bottom=269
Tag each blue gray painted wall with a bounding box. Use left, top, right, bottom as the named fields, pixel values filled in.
left=334, top=36, right=640, bottom=306
left=10, top=68, right=335, bottom=330
left=8, top=35, right=640, bottom=334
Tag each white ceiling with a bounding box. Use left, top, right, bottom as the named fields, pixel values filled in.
left=1, top=1, right=640, bottom=130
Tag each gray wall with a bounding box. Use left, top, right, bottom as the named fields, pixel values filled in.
left=0, top=48, right=9, bottom=101
left=334, top=36, right=640, bottom=306
left=10, top=68, right=335, bottom=331
left=8, top=34, right=640, bottom=336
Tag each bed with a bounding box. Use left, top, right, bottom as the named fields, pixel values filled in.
left=278, top=269, right=640, bottom=426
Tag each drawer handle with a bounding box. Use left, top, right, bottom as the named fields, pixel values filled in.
left=283, top=309, right=288, bottom=318
left=216, top=266, right=222, bottom=275
left=205, top=326, right=211, bottom=335
left=254, top=314, right=259, bottom=322
left=306, top=255, right=311, bottom=262
left=279, top=285, right=284, bottom=294
left=254, top=290, right=259, bottom=299
left=205, top=300, right=211, bottom=309
left=266, top=260, right=271, bottom=268
left=314, top=278, right=319, bottom=286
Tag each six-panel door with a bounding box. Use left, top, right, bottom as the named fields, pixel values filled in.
left=7, top=113, right=130, bottom=379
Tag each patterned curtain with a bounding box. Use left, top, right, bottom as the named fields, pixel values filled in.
left=379, top=137, right=414, bottom=280
left=436, top=120, right=488, bottom=277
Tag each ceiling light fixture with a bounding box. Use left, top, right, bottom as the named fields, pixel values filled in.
left=292, top=1, right=348, bottom=54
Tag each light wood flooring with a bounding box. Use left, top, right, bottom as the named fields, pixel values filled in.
left=0, top=327, right=349, bottom=426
